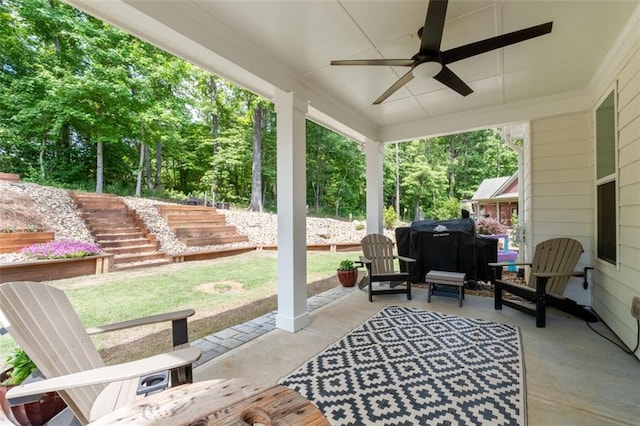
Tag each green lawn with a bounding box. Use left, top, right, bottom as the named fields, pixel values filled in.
left=0, top=250, right=358, bottom=366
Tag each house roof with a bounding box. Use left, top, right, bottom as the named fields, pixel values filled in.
left=64, top=1, right=640, bottom=144
left=471, top=174, right=518, bottom=202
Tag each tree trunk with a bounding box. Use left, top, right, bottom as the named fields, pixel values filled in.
left=39, top=137, right=45, bottom=180
left=395, top=142, right=400, bottom=216
left=96, top=139, right=103, bottom=193
left=154, top=141, right=162, bottom=190
left=135, top=141, right=144, bottom=197
left=248, top=103, right=263, bottom=212
left=209, top=76, right=219, bottom=204
left=144, top=144, right=152, bottom=190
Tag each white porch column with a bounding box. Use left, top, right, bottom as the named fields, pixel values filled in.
left=274, top=91, right=309, bottom=332
left=364, top=140, right=384, bottom=234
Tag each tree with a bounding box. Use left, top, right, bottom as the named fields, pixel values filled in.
left=248, top=100, right=265, bottom=212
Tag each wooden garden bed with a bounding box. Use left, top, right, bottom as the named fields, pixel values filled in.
left=0, top=254, right=113, bottom=283
left=0, top=231, right=55, bottom=254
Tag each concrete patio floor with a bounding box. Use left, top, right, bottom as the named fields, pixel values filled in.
left=194, top=287, right=640, bottom=425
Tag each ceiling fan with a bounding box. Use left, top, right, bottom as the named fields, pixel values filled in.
left=330, top=0, right=553, bottom=104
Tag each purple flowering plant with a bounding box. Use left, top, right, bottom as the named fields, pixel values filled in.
left=476, top=217, right=507, bottom=235
left=21, top=240, right=102, bottom=260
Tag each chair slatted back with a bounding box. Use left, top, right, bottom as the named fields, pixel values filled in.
left=361, top=234, right=396, bottom=275
left=0, top=282, right=106, bottom=425
left=529, top=238, right=583, bottom=295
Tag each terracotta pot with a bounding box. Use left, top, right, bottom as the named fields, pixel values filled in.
left=337, top=269, right=358, bottom=287
left=0, top=371, right=67, bottom=426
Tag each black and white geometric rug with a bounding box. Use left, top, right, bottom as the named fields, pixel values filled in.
left=280, top=305, right=525, bottom=425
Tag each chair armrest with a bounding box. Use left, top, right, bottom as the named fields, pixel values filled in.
left=533, top=271, right=584, bottom=278
left=488, top=262, right=531, bottom=268
left=86, top=309, right=195, bottom=335
left=396, top=255, right=415, bottom=263
left=359, top=256, right=372, bottom=264
left=6, top=347, right=202, bottom=405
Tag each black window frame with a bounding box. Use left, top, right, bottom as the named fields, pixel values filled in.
left=595, top=89, right=618, bottom=266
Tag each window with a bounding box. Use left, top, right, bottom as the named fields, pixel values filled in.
left=595, top=90, right=617, bottom=265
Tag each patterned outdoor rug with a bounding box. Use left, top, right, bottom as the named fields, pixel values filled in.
left=280, top=305, right=525, bottom=425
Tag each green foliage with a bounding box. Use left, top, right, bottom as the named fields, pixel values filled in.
left=428, top=197, right=461, bottom=220
left=355, top=223, right=365, bottom=231
left=383, top=205, right=397, bottom=229
left=511, top=212, right=519, bottom=228
left=0, top=2, right=518, bottom=222
left=383, top=131, right=518, bottom=222
left=338, top=259, right=355, bottom=271
left=3, top=348, right=36, bottom=385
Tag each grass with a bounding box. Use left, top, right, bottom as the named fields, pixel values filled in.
left=0, top=250, right=359, bottom=366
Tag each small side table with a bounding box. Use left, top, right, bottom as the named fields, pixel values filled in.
left=425, top=270, right=466, bottom=307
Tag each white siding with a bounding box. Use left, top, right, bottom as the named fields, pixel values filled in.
left=592, top=40, right=640, bottom=357
left=529, top=112, right=594, bottom=305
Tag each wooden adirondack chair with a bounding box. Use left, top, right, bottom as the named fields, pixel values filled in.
left=490, top=237, right=596, bottom=327
left=0, top=281, right=202, bottom=425
left=360, top=234, right=415, bottom=302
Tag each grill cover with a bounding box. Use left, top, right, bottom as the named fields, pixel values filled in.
left=396, top=218, right=497, bottom=283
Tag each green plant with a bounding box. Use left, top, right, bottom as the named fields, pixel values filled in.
left=3, top=348, right=36, bottom=385
left=338, top=259, right=355, bottom=271
left=0, top=226, right=15, bottom=233
left=355, top=223, right=365, bottom=231
left=511, top=213, right=519, bottom=228
left=383, top=205, right=397, bottom=229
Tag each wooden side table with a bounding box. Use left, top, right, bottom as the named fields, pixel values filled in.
left=89, top=379, right=329, bottom=425
left=425, top=270, right=466, bottom=307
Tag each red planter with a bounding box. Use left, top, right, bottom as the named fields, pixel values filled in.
left=337, top=269, right=358, bottom=287
left=0, top=371, right=67, bottom=426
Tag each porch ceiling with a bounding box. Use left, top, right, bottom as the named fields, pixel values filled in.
left=65, top=1, right=638, bottom=143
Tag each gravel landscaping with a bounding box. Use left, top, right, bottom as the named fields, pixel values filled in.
left=0, top=180, right=396, bottom=263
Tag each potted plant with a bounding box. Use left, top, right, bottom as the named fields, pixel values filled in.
left=337, top=260, right=358, bottom=287
left=0, top=348, right=67, bottom=426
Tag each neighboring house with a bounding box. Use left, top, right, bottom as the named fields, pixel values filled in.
left=471, top=174, right=518, bottom=227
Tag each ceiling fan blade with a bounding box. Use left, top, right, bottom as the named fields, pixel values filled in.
left=420, top=0, right=448, bottom=52
left=373, top=70, right=415, bottom=105
left=433, top=66, right=473, bottom=96
left=331, top=59, right=414, bottom=67
left=441, top=22, right=553, bottom=64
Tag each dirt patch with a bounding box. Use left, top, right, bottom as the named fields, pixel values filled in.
left=196, top=281, right=244, bottom=295
left=0, top=186, right=48, bottom=232
left=99, top=276, right=341, bottom=365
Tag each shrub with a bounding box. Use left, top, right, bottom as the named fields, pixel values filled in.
left=476, top=217, right=507, bottom=235
left=383, top=206, right=397, bottom=229
left=21, top=240, right=102, bottom=260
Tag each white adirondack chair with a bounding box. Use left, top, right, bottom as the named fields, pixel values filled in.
left=0, top=281, right=202, bottom=425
